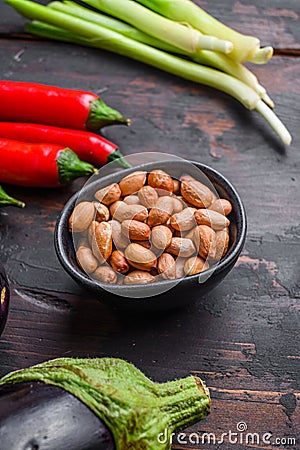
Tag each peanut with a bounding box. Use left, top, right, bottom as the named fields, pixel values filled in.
left=180, top=174, right=196, bottom=183
left=167, top=238, right=196, bottom=257
left=95, top=222, right=113, bottom=260
left=151, top=225, right=173, bottom=250
left=124, top=243, right=156, bottom=271
left=109, top=250, right=130, bottom=274
left=181, top=179, right=212, bottom=208
left=109, top=200, right=123, bottom=217
left=173, top=179, right=181, bottom=195
left=124, top=271, right=155, bottom=285
left=184, top=256, right=209, bottom=276
left=76, top=246, right=98, bottom=273
left=209, top=198, right=232, bottom=216
left=87, top=220, right=99, bottom=246
left=112, top=201, right=148, bottom=223
left=172, top=197, right=184, bottom=214
left=95, top=183, right=121, bottom=205
left=157, top=253, right=176, bottom=280
left=194, top=209, right=230, bottom=231
left=213, top=228, right=230, bottom=262
left=69, top=201, right=94, bottom=233
left=148, top=169, right=174, bottom=193
left=121, top=219, right=151, bottom=241
left=93, top=266, right=117, bottom=284
left=148, top=196, right=174, bottom=227
left=91, top=234, right=105, bottom=264
left=193, top=225, right=216, bottom=260
left=138, top=185, right=158, bottom=209
left=110, top=219, right=130, bottom=249
left=170, top=207, right=197, bottom=232
left=123, top=195, right=140, bottom=205
left=94, top=202, right=110, bottom=222
left=119, top=171, right=147, bottom=196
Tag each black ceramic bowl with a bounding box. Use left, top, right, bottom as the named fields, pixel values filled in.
left=55, top=160, right=246, bottom=311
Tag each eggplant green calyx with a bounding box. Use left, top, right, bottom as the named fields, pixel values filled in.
left=0, top=357, right=210, bottom=450
left=57, top=148, right=97, bottom=184
left=87, top=98, right=131, bottom=131
left=0, top=185, right=25, bottom=208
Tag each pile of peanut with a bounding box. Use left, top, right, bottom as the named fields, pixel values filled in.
left=69, top=169, right=232, bottom=285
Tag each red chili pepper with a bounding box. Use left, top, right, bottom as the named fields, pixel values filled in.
left=0, top=138, right=97, bottom=188
left=0, top=122, right=129, bottom=167
left=0, top=81, right=130, bottom=131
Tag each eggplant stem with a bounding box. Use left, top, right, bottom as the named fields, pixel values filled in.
left=0, top=357, right=210, bottom=450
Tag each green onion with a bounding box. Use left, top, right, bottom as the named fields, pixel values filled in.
left=5, top=0, right=260, bottom=106
left=81, top=0, right=234, bottom=54
left=135, top=0, right=273, bottom=64
left=248, top=46, right=274, bottom=64
left=25, top=19, right=109, bottom=46
left=256, top=101, right=291, bottom=145
left=5, top=0, right=291, bottom=144
left=48, top=0, right=177, bottom=53
left=193, top=52, right=273, bottom=107
left=48, top=0, right=273, bottom=106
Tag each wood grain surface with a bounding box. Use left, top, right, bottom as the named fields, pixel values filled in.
left=0, top=1, right=299, bottom=449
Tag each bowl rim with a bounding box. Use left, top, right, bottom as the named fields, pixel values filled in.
left=55, top=160, right=247, bottom=294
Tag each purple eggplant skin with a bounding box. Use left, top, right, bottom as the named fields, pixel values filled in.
left=0, top=381, right=115, bottom=450
left=0, top=262, right=9, bottom=337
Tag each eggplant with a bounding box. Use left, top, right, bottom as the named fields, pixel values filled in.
left=0, top=382, right=114, bottom=450
left=0, top=185, right=24, bottom=337
left=0, top=358, right=211, bottom=450
left=0, top=262, right=9, bottom=337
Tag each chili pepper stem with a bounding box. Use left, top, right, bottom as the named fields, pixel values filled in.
left=107, top=148, right=132, bottom=168
left=87, top=98, right=130, bottom=131
left=0, top=185, right=25, bottom=208
left=57, top=149, right=97, bottom=184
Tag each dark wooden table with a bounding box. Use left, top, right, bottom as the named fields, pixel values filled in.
left=0, top=1, right=299, bottom=448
